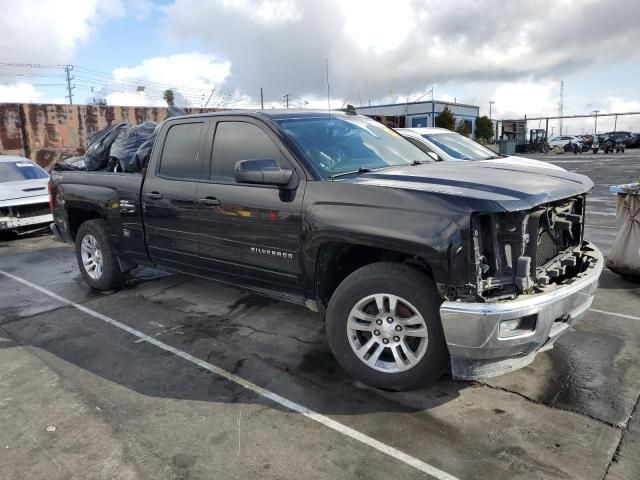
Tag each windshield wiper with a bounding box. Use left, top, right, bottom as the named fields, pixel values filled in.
left=329, top=166, right=372, bottom=179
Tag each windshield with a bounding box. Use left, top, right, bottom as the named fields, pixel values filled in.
left=0, top=161, right=49, bottom=183
left=276, top=115, right=431, bottom=178
left=422, top=132, right=499, bottom=160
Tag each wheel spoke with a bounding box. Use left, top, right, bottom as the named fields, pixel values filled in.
left=355, top=337, right=376, bottom=359
left=404, top=326, right=428, bottom=338
left=352, top=307, right=378, bottom=323
left=397, top=315, right=422, bottom=326
left=348, top=317, right=373, bottom=332
left=373, top=294, right=386, bottom=314
left=391, top=345, right=407, bottom=368
left=365, top=344, right=384, bottom=367
left=399, top=339, right=418, bottom=363
left=388, top=296, right=398, bottom=315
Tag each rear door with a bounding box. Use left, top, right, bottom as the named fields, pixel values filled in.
left=142, top=119, right=207, bottom=270
left=194, top=117, right=306, bottom=299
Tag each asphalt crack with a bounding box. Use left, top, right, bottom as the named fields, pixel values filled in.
left=477, top=380, right=620, bottom=430
left=601, top=392, right=640, bottom=480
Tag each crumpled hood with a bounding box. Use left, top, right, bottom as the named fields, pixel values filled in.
left=346, top=162, right=593, bottom=211
left=0, top=178, right=49, bottom=203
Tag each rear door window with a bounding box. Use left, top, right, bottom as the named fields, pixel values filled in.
left=158, top=122, right=204, bottom=179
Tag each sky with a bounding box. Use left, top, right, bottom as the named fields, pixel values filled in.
left=1, top=0, right=640, bottom=134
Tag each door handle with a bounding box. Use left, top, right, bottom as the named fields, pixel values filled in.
left=198, top=197, right=221, bottom=206
left=145, top=192, right=163, bottom=200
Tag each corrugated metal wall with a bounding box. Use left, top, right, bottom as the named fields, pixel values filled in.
left=0, top=103, right=221, bottom=170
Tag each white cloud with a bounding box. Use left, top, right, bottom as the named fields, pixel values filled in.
left=0, top=0, right=125, bottom=63
left=90, top=53, right=232, bottom=107
left=0, top=83, right=44, bottom=103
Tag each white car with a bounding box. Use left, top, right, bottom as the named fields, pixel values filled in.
left=397, top=127, right=565, bottom=171
left=548, top=135, right=583, bottom=150
left=0, top=156, right=53, bottom=234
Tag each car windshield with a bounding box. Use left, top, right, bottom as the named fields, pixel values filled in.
left=422, top=132, right=499, bottom=160
left=0, top=161, right=49, bottom=183
left=276, top=115, right=431, bottom=178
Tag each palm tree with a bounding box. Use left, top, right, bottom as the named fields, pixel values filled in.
left=163, top=89, right=175, bottom=107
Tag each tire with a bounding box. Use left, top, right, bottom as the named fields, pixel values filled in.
left=75, top=219, right=123, bottom=291
left=325, top=262, right=449, bottom=390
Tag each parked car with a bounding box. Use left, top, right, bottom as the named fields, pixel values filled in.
left=0, top=155, right=52, bottom=234
left=604, top=131, right=634, bottom=147
left=548, top=135, right=584, bottom=150
left=397, top=127, right=564, bottom=170
left=49, top=110, right=602, bottom=390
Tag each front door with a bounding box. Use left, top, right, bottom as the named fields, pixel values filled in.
left=194, top=118, right=305, bottom=299
left=142, top=119, right=207, bottom=270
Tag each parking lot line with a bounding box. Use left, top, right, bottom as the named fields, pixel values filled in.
left=0, top=268, right=460, bottom=480
left=590, top=308, right=640, bottom=322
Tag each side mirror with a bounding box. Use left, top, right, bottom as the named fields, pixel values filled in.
left=427, top=152, right=440, bottom=161
left=234, top=159, right=294, bottom=187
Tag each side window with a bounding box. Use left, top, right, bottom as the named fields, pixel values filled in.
left=211, top=121, right=287, bottom=183
left=158, top=122, right=204, bottom=179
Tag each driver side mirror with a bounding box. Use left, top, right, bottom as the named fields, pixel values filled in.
left=234, top=159, right=294, bottom=187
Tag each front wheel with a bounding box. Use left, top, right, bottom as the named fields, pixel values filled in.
left=325, top=262, right=449, bottom=390
left=75, top=219, right=123, bottom=291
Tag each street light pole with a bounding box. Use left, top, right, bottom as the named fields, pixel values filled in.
left=592, top=110, right=599, bottom=134
left=489, top=101, right=494, bottom=119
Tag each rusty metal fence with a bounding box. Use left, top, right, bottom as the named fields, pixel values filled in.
left=0, top=103, right=221, bottom=170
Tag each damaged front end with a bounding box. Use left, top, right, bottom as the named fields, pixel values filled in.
left=0, top=201, right=53, bottom=233
left=439, top=194, right=603, bottom=380
left=470, top=194, right=592, bottom=301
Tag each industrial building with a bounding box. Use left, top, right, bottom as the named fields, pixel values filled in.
left=355, top=100, right=480, bottom=135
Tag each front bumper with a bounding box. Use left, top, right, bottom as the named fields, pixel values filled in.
left=440, top=242, right=603, bottom=380
left=0, top=213, right=53, bottom=231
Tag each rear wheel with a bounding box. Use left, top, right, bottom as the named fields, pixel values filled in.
left=325, top=262, right=449, bottom=390
left=75, top=219, right=123, bottom=291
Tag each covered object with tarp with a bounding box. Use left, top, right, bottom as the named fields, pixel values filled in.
left=606, top=183, right=640, bottom=279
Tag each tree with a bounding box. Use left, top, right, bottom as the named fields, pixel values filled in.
left=474, top=115, right=494, bottom=142
left=455, top=119, right=470, bottom=137
left=163, top=89, right=175, bottom=107
left=434, top=106, right=456, bottom=131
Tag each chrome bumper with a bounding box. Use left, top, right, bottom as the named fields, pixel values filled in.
left=440, top=242, right=603, bottom=380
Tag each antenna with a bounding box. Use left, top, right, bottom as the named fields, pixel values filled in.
left=325, top=58, right=330, bottom=110
left=559, top=80, right=564, bottom=135
left=326, top=57, right=333, bottom=181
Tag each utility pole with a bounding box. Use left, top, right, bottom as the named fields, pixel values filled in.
left=283, top=93, right=290, bottom=109
left=64, top=64, right=74, bottom=105
left=592, top=110, right=599, bottom=134
left=614, top=114, right=618, bottom=131
left=489, top=100, right=494, bottom=119
left=260, top=88, right=264, bottom=109
left=203, top=88, right=215, bottom=108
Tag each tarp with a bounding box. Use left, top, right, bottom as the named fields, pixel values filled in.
left=109, top=121, right=157, bottom=172
left=606, top=193, right=640, bottom=279
left=85, top=122, right=129, bottom=171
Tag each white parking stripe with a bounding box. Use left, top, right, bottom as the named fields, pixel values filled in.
left=0, top=269, right=459, bottom=480
left=590, top=308, right=640, bottom=322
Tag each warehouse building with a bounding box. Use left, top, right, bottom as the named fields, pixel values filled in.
left=355, top=100, right=480, bottom=136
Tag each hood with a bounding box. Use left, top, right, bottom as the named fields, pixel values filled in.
left=0, top=178, right=49, bottom=203
left=346, top=162, right=593, bottom=211
left=483, top=155, right=565, bottom=171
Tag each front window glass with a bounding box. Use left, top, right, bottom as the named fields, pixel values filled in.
left=422, top=132, right=499, bottom=160
left=0, top=161, right=49, bottom=182
left=276, top=115, right=430, bottom=178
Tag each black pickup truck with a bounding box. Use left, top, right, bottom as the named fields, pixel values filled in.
left=49, top=110, right=603, bottom=390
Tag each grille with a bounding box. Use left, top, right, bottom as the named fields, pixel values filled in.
left=536, top=229, right=558, bottom=267
left=9, top=203, right=50, bottom=218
